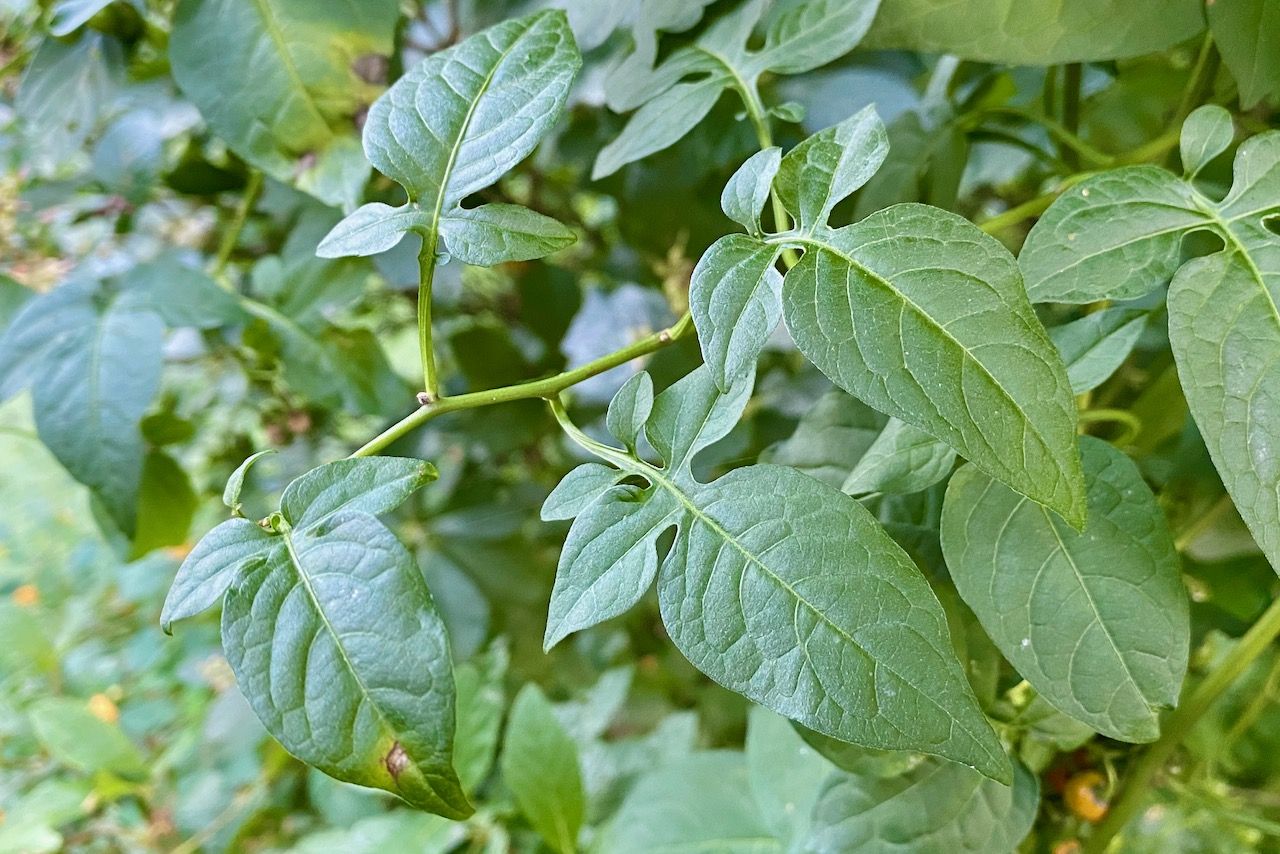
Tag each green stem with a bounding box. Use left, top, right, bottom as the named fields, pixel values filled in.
left=1173, top=493, right=1234, bottom=552
left=417, top=235, right=441, bottom=400
left=1082, top=594, right=1280, bottom=854
left=1076, top=407, right=1142, bottom=445
left=548, top=396, right=644, bottom=475
left=977, top=173, right=1093, bottom=235
left=731, top=74, right=800, bottom=268
left=982, top=106, right=1113, bottom=168
left=1061, top=63, right=1083, bottom=170
left=350, top=312, right=694, bottom=458
left=1175, top=34, right=1219, bottom=126
left=212, top=170, right=263, bottom=275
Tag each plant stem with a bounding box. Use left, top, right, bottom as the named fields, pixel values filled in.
left=417, top=235, right=441, bottom=400
left=1061, top=63, right=1083, bottom=170
left=982, top=106, right=1113, bottom=168
left=1175, top=33, right=1219, bottom=125
left=731, top=74, right=801, bottom=267
left=1082, top=594, right=1280, bottom=854
left=212, top=170, right=263, bottom=275
left=1173, top=493, right=1234, bottom=552
left=977, top=172, right=1093, bottom=235
left=350, top=312, right=694, bottom=458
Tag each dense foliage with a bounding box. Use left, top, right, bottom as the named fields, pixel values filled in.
left=2, top=0, right=1279, bottom=852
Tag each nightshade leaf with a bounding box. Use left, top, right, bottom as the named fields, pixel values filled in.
left=223, top=510, right=472, bottom=817
left=842, top=418, right=955, bottom=497
left=941, top=438, right=1188, bottom=742
left=1019, top=168, right=1204, bottom=304
left=1180, top=105, right=1235, bottom=179
left=1207, top=0, right=1280, bottom=109
left=223, top=450, right=277, bottom=517
left=761, top=391, right=885, bottom=489
left=804, top=759, right=1039, bottom=853
left=322, top=11, right=580, bottom=262
left=0, top=275, right=162, bottom=536
left=745, top=707, right=832, bottom=847
left=1029, top=114, right=1280, bottom=574
left=169, top=0, right=400, bottom=210
left=501, top=685, right=585, bottom=854
left=544, top=486, right=678, bottom=651
left=689, top=234, right=783, bottom=390
left=781, top=202, right=1087, bottom=527
left=606, top=371, right=655, bottom=452
left=862, top=0, right=1204, bottom=64
left=597, top=752, right=779, bottom=853
left=280, top=457, right=438, bottom=529
left=721, top=146, right=781, bottom=235
left=1048, top=308, right=1149, bottom=395
left=773, top=105, right=889, bottom=232
left=160, top=517, right=273, bottom=634
left=540, top=463, right=625, bottom=521
left=548, top=367, right=1011, bottom=781
left=594, top=0, right=879, bottom=177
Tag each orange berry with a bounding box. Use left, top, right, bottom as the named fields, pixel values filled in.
left=11, top=584, right=38, bottom=607
left=1064, top=770, right=1109, bottom=823
left=88, top=693, right=120, bottom=724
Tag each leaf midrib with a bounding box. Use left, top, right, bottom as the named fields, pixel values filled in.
left=247, top=0, right=330, bottom=135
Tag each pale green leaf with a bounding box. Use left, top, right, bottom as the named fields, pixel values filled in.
left=160, top=517, right=274, bottom=633
left=1208, top=0, right=1280, bottom=109
left=169, top=0, right=400, bottom=209
left=16, top=33, right=122, bottom=173
left=722, top=146, right=782, bottom=236
left=223, top=450, right=277, bottom=517
left=941, top=438, right=1188, bottom=741
left=550, top=367, right=1011, bottom=781
left=453, top=645, right=507, bottom=793
left=224, top=509, right=471, bottom=817
left=544, top=486, right=677, bottom=650
left=1019, top=168, right=1204, bottom=304
left=774, top=105, right=888, bottom=231
left=30, top=698, right=146, bottom=779
left=606, top=371, right=655, bottom=452
left=761, top=391, right=885, bottom=489
left=1180, top=105, right=1236, bottom=179
left=689, top=234, right=783, bottom=390
left=757, top=0, right=882, bottom=74
left=804, top=760, right=1040, bottom=853
left=280, top=457, right=437, bottom=528
left=0, top=276, right=162, bottom=536
left=592, top=79, right=722, bottom=180
left=541, top=463, right=625, bottom=521
left=326, top=11, right=580, bottom=258
left=501, top=685, right=584, bottom=854
left=842, top=418, right=956, bottom=496
left=597, top=752, right=782, bottom=854
left=1049, top=308, right=1148, bottom=395
left=438, top=204, right=576, bottom=266
left=49, top=0, right=114, bottom=36
left=862, top=0, right=1205, bottom=64
left=781, top=202, right=1087, bottom=527
left=746, top=708, right=832, bottom=846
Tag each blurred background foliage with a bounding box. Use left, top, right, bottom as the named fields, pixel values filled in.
left=0, top=0, right=1279, bottom=851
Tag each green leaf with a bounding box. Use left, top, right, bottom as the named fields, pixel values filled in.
left=541, top=463, right=626, bottom=521
left=1019, top=168, right=1204, bottom=304
left=438, top=205, right=576, bottom=266
left=746, top=708, right=832, bottom=846
left=804, top=759, right=1040, bottom=853
left=292, top=812, right=464, bottom=854
left=320, top=11, right=579, bottom=261
left=169, top=0, right=400, bottom=209
left=1180, top=105, right=1236, bottom=179
left=130, top=254, right=246, bottom=329
left=0, top=275, right=163, bottom=536
left=160, top=517, right=274, bottom=633
left=594, top=0, right=878, bottom=177
left=453, top=645, right=508, bottom=794
left=721, top=146, right=782, bottom=236
left=16, top=33, right=123, bottom=173
left=1208, top=0, right=1280, bottom=109
left=689, top=234, right=783, bottom=390
left=780, top=198, right=1087, bottom=527
left=130, top=450, right=198, bottom=560
left=224, top=509, right=471, bottom=817
left=280, top=457, right=437, bottom=528
left=842, top=418, right=956, bottom=497
left=223, top=450, right=277, bottom=517
left=29, top=698, right=147, bottom=779
left=862, top=0, right=1204, bottom=64
left=550, top=367, right=1011, bottom=781
left=941, top=438, right=1189, bottom=742
left=1048, top=308, right=1149, bottom=395
left=606, top=371, right=655, bottom=452
left=773, top=105, right=888, bottom=231
left=598, top=752, right=782, bottom=853
left=501, top=684, right=585, bottom=854
left=544, top=485, right=677, bottom=650
left=761, top=390, right=886, bottom=489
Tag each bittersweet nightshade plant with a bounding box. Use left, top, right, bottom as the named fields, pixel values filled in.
left=3, top=1, right=1280, bottom=851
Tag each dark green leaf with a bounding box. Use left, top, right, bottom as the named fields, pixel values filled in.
left=437, top=204, right=576, bottom=266
left=130, top=450, right=198, bottom=560
left=842, top=418, right=956, bottom=496
left=160, top=517, right=274, bottom=633
left=1208, top=0, right=1280, bottom=109
left=1180, top=105, right=1235, bottom=178
left=501, top=684, right=584, bottom=854
left=223, top=450, right=277, bottom=517
left=280, top=457, right=438, bottom=528
left=941, top=438, right=1188, bottom=741
left=1049, top=308, right=1149, bottom=395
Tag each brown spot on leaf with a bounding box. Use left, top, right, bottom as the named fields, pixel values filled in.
left=384, top=741, right=409, bottom=783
